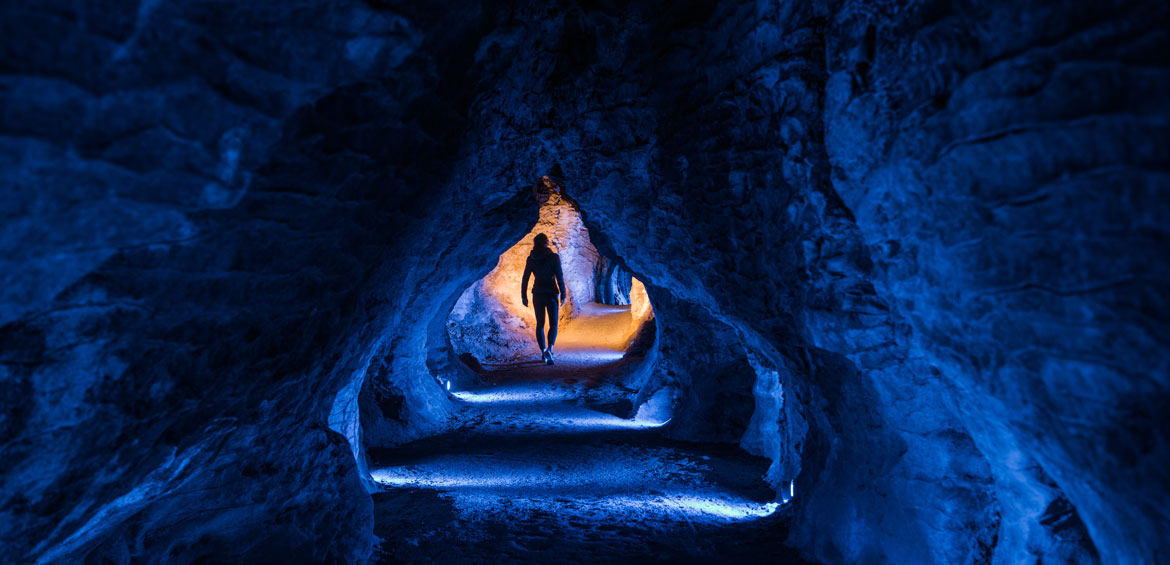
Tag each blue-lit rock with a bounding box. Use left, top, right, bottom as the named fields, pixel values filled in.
left=1, top=0, right=1166, bottom=563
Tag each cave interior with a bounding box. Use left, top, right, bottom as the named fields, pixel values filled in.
left=1, top=0, right=1168, bottom=563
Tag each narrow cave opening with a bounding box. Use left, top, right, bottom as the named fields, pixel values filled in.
left=441, top=176, right=661, bottom=422
left=363, top=178, right=786, bottom=561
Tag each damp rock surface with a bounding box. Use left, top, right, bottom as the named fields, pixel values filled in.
left=370, top=307, right=792, bottom=561
left=1, top=0, right=1166, bottom=563
left=369, top=367, right=799, bottom=563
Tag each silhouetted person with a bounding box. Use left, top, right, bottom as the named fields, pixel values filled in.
left=521, top=233, right=566, bottom=365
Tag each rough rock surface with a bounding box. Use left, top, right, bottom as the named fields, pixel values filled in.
left=1, top=0, right=1166, bottom=563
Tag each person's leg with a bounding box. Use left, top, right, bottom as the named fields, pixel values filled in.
left=546, top=298, right=560, bottom=350
left=533, top=295, right=547, bottom=352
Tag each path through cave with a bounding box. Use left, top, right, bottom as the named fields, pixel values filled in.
left=4, top=1, right=1166, bottom=563
left=369, top=302, right=801, bottom=562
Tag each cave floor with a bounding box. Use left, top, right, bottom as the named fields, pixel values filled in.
left=368, top=306, right=807, bottom=563
left=475, top=302, right=642, bottom=388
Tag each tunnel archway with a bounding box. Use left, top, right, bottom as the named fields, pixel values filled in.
left=357, top=176, right=791, bottom=561
left=441, top=176, right=661, bottom=421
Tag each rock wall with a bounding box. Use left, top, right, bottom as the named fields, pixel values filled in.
left=593, top=257, right=633, bottom=305
left=1, top=0, right=1166, bottom=563
left=822, top=0, right=1170, bottom=561
left=0, top=1, right=522, bottom=561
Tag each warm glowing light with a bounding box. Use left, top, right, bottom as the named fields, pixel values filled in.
left=630, top=277, right=652, bottom=323
left=447, top=179, right=655, bottom=365
left=469, top=190, right=599, bottom=336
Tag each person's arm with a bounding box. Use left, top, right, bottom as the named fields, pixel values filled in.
left=521, top=258, right=532, bottom=306
left=555, top=255, right=566, bottom=306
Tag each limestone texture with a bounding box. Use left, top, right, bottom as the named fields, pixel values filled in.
left=1, top=0, right=1166, bottom=563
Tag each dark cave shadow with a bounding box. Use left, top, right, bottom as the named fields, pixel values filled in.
left=372, top=494, right=810, bottom=564
left=584, top=398, right=634, bottom=418
left=474, top=357, right=632, bottom=387
left=477, top=359, right=549, bottom=370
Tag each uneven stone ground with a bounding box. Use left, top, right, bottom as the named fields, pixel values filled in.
left=475, top=302, right=643, bottom=388
left=369, top=305, right=804, bottom=563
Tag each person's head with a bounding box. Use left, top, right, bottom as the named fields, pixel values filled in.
left=533, top=233, right=549, bottom=249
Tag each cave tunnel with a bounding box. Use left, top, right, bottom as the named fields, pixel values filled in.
left=1, top=1, right=1168, bottom=564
